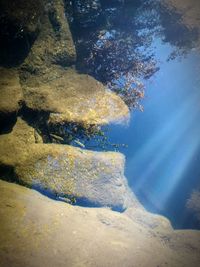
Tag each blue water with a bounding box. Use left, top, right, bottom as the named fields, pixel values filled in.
left=106, top=39, right=200, bottom=228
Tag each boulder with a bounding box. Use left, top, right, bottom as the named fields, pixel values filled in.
left=22, top=68, right=130, bottom=125
left=0, top=180, right=200, bottom=267
left=0, top=118, right=134, bottom=210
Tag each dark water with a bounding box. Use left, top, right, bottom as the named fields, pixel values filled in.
left=67, top=0, right=200, bottom=229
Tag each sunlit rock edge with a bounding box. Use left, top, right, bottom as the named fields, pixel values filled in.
left=22, top=68, right=130, bottom=126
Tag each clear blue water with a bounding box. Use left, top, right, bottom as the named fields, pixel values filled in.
left=105, top=39, right=200, bottom=228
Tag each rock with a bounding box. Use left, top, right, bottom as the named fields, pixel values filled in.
left=0, top=0, right=76, bottom=67
left=0, top=68, right=23, bottom=115
left=16, top=146, right=134, bottom=210
left=0, top=118, right=134, bottom=210
left=22, top=68, right=130, bottom=125
left=125, top=207, right=173, bottom=232
left=20, top=0, right=76, bottom=80
left=0, top=0, right=44, bottom=65
left=0, top=179, right=200, bottom=267
left=47, top=0, right=76, bottom=66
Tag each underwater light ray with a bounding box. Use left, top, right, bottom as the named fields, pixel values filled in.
left=135, top=93, right=200, bottom=211
left=131, top=89, right=200, bottom=192
left=160, top=134, right=200, bottom=208
left=128, top=88, right=200, bottom=167
left=145, top=137, right=200, bottom=211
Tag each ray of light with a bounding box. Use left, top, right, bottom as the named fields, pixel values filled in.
left=128, top=85, right=200, bottom=210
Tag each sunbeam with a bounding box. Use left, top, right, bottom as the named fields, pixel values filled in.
left=130, top=87, right=200, bottom=194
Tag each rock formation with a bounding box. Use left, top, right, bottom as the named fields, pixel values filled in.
left=0, top=118, right=135, bottom=210
left=0, top=0, right=200, bottom=266
left=0, top=0, right=130, bottom=212
left=0, top=180, right=200, bottom=267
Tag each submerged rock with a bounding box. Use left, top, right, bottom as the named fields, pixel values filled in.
left=23, top=68, right=130, bottom=125
left=0, top=180, right=200, bottom=267
left=0, top=118, right=134, bottom=210
left=20, top=0, right=76, bottom=79
left=0, top=0, right=44, bottom=66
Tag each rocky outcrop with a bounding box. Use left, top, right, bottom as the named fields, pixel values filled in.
left=0, top=0, right=130, bottom=127
left=0, top=0, right=131, bottom=212
left=0, top=180, right=200, bottom=267
left=23, top=68, right=130, bottom=125
left=0, top=0, right=44, bottom=66
left=0, top=118, right=135, bottom=210
left=20, top=0, right=76, bottom=81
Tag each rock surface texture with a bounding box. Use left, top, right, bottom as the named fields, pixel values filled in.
left=0, top=118, right=134, bottom=210
left=0, top=180, right=200, bottom=267
left=23, top=68, right=130, bottom=125
left=20, top=0, right=76, bottom=79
